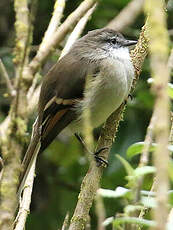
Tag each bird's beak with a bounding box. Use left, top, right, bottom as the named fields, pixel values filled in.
left=122, top=39, right=137, bottom=47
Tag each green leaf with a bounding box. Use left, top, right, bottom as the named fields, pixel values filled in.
left=113, top=217, right=156, bottom=227
left=97, top=187, right=130, bottom=198
left=134, top=166, right=156, bottom=177
left=125, top=205, right=143, bottom=214
left=126, top=142, right=156, bottom=159
left=127, top=142, right=173, bottom=159
left=116, top=155, right=136, bottom=188
left=141, top=196, right=157, bottom=208
left=126, top=166, right=156, bottom=182
left=116, top=155, right=134, bottom=176
left=102, top=217, right=114, bottom=227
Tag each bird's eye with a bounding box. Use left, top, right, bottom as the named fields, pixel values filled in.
left=110, top=38, right=117, bottom=44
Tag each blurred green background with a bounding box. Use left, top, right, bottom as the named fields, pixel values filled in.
left=0, top=0, right=173, bottom=229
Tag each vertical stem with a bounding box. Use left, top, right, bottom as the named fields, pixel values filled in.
left=145, top=1, right=170, bottom=230
left=41, top=0, right=66, bottom=46
left=95, top=194, right=105, bottom=230
left=60, top=4, right=97, bottom=58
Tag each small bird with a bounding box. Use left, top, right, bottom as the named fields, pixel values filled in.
left=19, top=28, right=137, bottom=194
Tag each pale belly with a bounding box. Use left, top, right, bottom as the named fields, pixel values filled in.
left=87, top=82, right=127, bottom=128
left=69, top=57, right=134, bottom=133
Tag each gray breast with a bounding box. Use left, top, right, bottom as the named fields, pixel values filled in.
left=69, top=49, right=134, bottom=133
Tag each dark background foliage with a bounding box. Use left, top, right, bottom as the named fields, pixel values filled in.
left=0, top=0, right=173, bottom=229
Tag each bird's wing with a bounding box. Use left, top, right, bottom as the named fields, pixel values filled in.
left=40, top=97, right=79, bottom=152
left=38, top=54, right=88, bottom=152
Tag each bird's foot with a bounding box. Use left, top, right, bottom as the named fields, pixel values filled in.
left=94, top=147, right=109, bottom=167
left=75, top=133, right=109, bottom=167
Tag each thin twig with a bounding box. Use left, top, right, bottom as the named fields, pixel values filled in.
left=139, top=113, right=156, bottom=168
left=26, top=74, right=38, bottom=101
left=26, top=0, right=65, bottom=98
left=34, top=0, right=65, bottom=68
left=135, top=111, right=156, bottom=203
left=27, top=85, right=40, bottom=114
left=23, top=0, right=38, bottom=97
left=138, top=179, right=157, bottom=220
left=0, top=59, right=16, bottom=97
left=13, top=154, right=37, bottom=230
left=107, top=0, right=144, bottom=31
left=42, top=0, right=66, bottom=43
left=61, top=212, right=69, bottom=230
left=60, top=3, right=97, bottom=58
left=95, top=194, right=106, bottom=230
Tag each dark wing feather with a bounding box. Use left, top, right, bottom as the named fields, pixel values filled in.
left=37, top=53, right=87, bottom=152
left=40, top=99, right=77, bottom=152
left=40, top=109, right=76, bottom=153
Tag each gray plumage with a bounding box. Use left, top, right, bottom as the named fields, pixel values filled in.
left=18, top=28, right=137, bottom=198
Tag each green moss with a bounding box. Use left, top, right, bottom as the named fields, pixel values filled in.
left=70, top=216, right=86, bottom=229
left=145, top=0, right=169, bottom=56
left=14, top=0, right=26, bottom=8
left=15, top=117, right=27, bottom=139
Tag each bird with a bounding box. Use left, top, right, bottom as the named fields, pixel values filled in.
left=18, top=28, right=137, bottom=195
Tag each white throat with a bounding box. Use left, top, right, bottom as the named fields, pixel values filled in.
left=111, top=47, right=131, bottom=61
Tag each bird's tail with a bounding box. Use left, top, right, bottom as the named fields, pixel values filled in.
left=17, top=118, right=40, bottom=199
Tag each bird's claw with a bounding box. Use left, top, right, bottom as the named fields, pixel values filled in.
left=94, top=146, right=109, bottom=167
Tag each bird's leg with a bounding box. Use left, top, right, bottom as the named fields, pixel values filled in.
left=94, top=147, right=109, bottom=167
left=74, top=133, right=109, bottom=167
left=74, top=133, right=91, bottom=153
